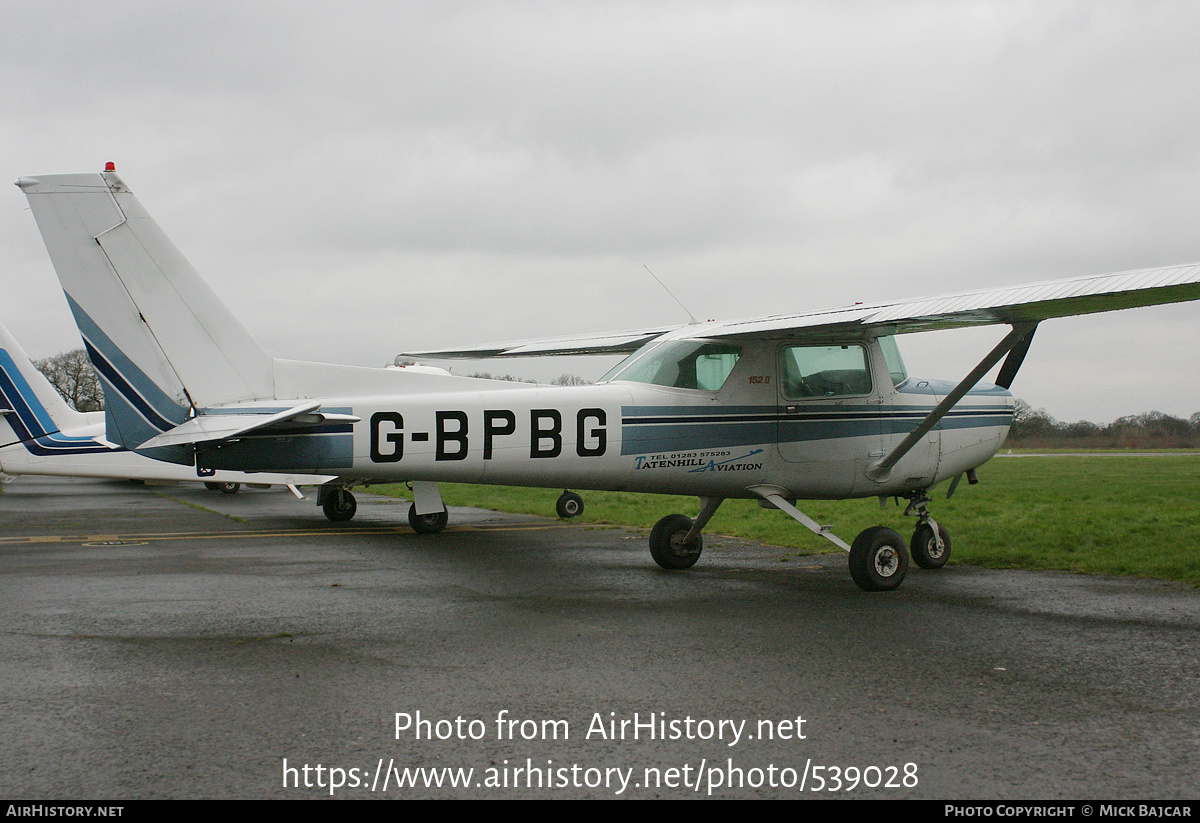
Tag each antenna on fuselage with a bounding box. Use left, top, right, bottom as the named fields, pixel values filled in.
left=644, top=265, right=701, bottom=325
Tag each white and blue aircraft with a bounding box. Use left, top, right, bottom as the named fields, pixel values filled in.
left=15, top=166, right=1200, bottom=590
left=0, top=317, right=332, bottom=495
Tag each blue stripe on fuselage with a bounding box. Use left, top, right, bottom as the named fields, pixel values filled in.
left=619, top=403, right=1013, bottom=455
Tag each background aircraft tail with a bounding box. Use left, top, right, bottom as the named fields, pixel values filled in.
left=0, top=320, right=116, bottom=468
left=16, top=169, right=275, bottom=455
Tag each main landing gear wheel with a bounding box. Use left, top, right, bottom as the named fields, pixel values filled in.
left=408, top=504, right=449, bottom=534
left=205, top=482, right=240, bottom=494
left=556, top=491, right=583, bottom=518
left=322, top=488, right=357, bottom=522
left=910, top=522, right=951, bottom=569
left=649, top=514, right=703, bottom=570
left=848, top=526, right=909, bottom=592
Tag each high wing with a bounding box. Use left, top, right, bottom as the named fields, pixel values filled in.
left=398, top=262, right=1200, bottom=358
left=705, top=262, right=1200, bottom=338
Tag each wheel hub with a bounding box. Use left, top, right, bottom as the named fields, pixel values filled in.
left=669, top=533, right=697, bottom=557
left=925, top=537, right=944, bottom=560
left=874, top=547, right=898, bottom=577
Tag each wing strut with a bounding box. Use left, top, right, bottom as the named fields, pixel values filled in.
left=867, top=321, right=1037, bottom=482
left=994, top=323, right=1038, bottom=389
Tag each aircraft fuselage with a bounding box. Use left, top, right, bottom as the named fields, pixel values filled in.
left=193, top=336, right=1014, bottom=501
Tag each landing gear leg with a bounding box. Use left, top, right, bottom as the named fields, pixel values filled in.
left=904, top=491, right=951, bottom=569
left=408, top=480, right=448, bottom=533
left=649, top=497, right=722, bottom=570
left=747, top=485, right=909, bottom=592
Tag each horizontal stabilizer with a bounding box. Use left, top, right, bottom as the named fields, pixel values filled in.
left=137, top=401, right=360, bottom=449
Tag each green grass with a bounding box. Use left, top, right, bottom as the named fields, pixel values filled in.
left=370, top=455, right=1200, bottom=585
left=1001, top=447, right=1200, bottom=454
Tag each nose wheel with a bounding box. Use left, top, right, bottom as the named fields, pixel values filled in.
left=903, top=491, right=951, bottom=570
left=910, top=521, right=951, bottom=569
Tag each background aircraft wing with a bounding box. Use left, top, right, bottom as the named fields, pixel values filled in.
left=397, top=325, right=683, bottom=359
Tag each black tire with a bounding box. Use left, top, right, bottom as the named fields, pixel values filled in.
left=556, top=491, right=584, bottom=518
left=322, top=489, right=357, bottom=522
left=204, top=482, right=221, bottom=491
left=408, top=504, right=448, bottom=534
left=848, top=526, right=909, bottom=591
left=649, top=514, right=703, bottom=570
left=910, top=522, right=951, bottom=569
left=219, top=482, right=240, bottom=495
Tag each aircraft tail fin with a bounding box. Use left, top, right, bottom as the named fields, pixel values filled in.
left=0, top=321, right=90, bottom=442
left=16, top=169, right=275, bottom=455
left=0, top=320, right=121, bottom=472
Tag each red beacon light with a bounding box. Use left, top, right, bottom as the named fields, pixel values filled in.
left=104, top=162, right=116, bottom=172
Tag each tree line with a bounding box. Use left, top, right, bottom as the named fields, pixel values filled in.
left=1008, top=400, right=1200, bottom=449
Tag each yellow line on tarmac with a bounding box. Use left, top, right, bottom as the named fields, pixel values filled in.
left=0, top=521, right=593, bottom=547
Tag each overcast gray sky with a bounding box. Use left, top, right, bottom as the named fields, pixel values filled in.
left=3, top=1, right=1199, bottom=423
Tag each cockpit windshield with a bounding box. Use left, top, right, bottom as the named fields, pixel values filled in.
left=600, top=340, right=742, bottom=391
left=878, top=335, right=908, bottom=387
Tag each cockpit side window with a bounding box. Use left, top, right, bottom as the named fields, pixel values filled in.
left=780, top=343, right=872, bottom=399
left=600, top=340, right=742, bottom=391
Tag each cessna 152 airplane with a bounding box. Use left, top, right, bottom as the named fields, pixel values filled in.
left=0, top=317, right=332, bottom=494
left=15, top=166, right=1200, bottom=591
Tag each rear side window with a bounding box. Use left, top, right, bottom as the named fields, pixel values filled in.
left=780, top=344, right=871, bottom=399
left=604, top=340, right=742, bottom=391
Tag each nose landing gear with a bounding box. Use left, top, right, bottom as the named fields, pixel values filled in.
left=902, top=491, right=950, bottom=570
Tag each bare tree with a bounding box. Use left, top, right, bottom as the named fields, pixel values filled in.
left=467, top=372, right=537, bottom=383
left=33, top=348, right=104, bottom=412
